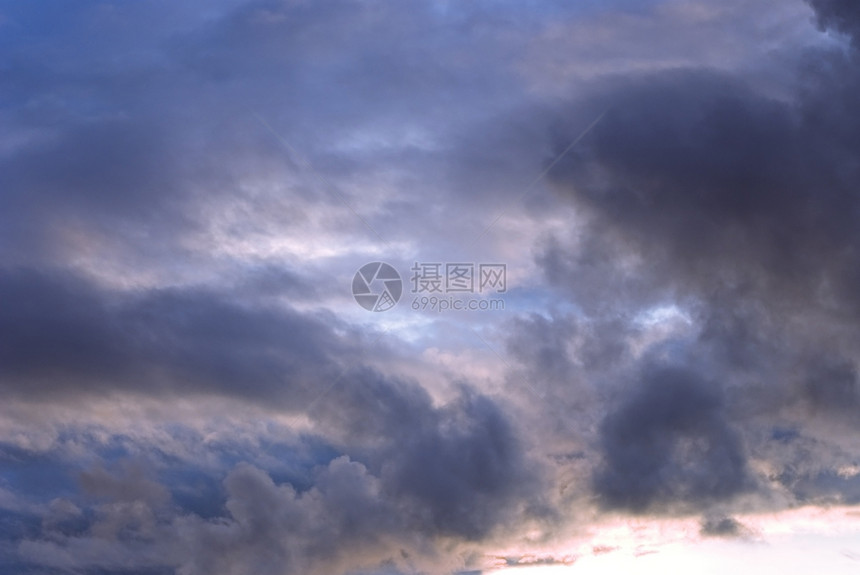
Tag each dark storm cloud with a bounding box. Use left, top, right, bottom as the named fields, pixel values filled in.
left=379, top=390, right=540, bottom=540
left=551, top=66, right=860, bottom=316
left=809, top=0, right=860, bottom=45
left=168, top=392, right=543, bottom=574
left=594, top=365, right=750, bottom=513
left=3, top=408, right=542, bottom=574
left=0, top=265, right=540, bottom=500
left=524, top=0, right=860, bottom=521
left=8, top=400, right=543, bottom=574
left=0, top=268, right=349, bottom=402
left=3, top=0, right=858, bottom=571
left=541, top=7, right=860, bottom=365
left=0, top=264, right=544, bottom=572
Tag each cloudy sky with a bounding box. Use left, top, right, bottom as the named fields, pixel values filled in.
left=2, top=0, right=860, bottom=573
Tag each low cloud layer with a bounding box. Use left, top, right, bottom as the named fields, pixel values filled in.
left=2, top=0, right=860, bottom=573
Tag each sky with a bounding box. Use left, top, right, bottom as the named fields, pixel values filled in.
left=2, top=0, right=860, bottom=573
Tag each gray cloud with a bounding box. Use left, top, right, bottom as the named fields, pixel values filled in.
left=594, top=365, right=751, bottom=513
left=0, top=256, right=549, bottom=572
left=378, top=389, right=542, bottom=540
left=552, top=66, right=860, bottom=317
left=11, top=424, right=543, bottom=574
left=809, top=0, right=860, bottom=45
left=700, top=515, right=750, bottom=538
left=0, top=267, right=545, bottom=573
left=2, top=0, right=859, bottom=572
left=523, top=0, right=860, bottom=523
left=0, top=268, right=349, bottom=403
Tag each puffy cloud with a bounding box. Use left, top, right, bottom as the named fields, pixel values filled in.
left=0, top=262, right=545, bottom=572
left=594, top=366, right=751, bottom=513
left=11, top=432, right=541, bottom=574
left=2, top=0, right=860, bottom=572
left=527, top=0, right=860, bottom=525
